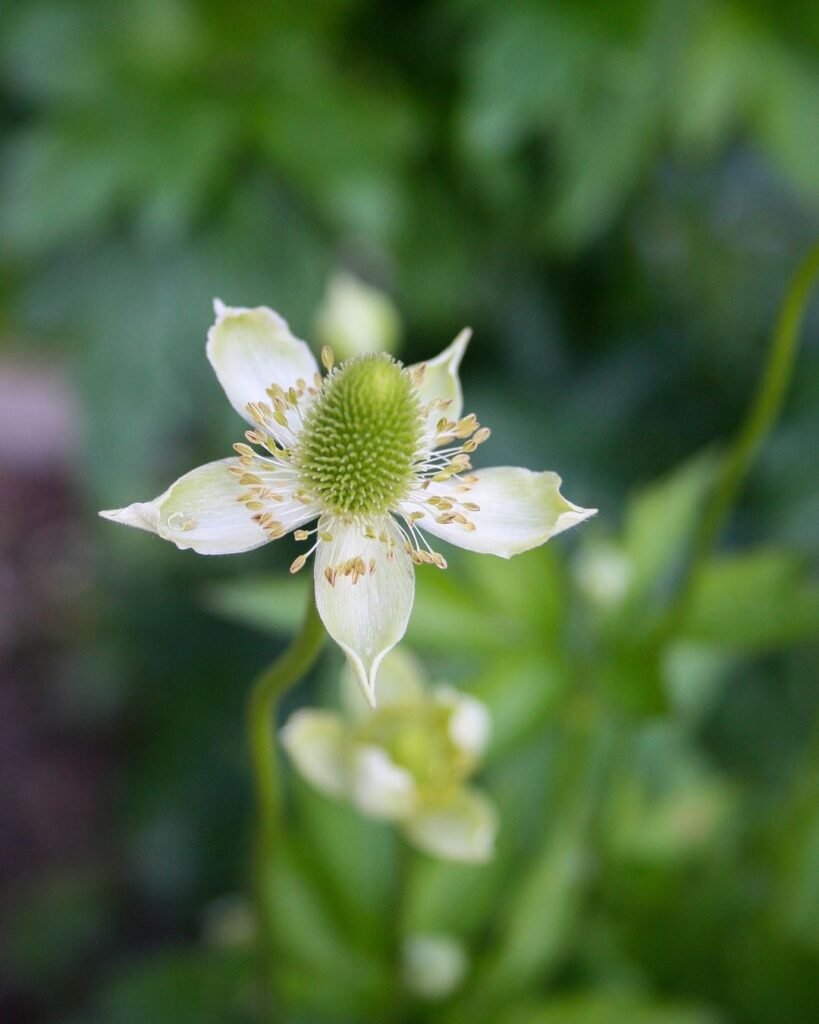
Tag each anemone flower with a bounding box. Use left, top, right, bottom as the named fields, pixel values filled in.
left=101, top=301, right=595, bottom=704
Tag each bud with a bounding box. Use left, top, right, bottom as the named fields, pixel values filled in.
left=314, top=272, right=401, bottom=362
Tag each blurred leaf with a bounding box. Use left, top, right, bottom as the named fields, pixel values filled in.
left=622, top=453, right=719, bottom=607
left=292, top=778, right=397, bottom=952
left=496, top=993, right=722, bottom=1024
left=467, top=826, right=590, bottom=1010
left=93, top=948, right=252, bottom=1024
left=404, top=852, right=504, bottom=943
left=772, top=739, right=819, bottom=951
left=1, top=870, right=111, bottom=992
left=268, top=837, right=391, bottom=1017
left=603, top=724, right=735, bottom=865
left=0, top=126, right=126, bottom=259
left=662, top=642, right=737, bottom=723
left=680, top=549, right=819, bottom=651
left=205, top=576, right=308, bottom=635
left=471, top=655, right=568, bottom=762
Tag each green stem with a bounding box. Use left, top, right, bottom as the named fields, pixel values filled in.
left=247, top=598, right=325, bottom=1016
left=672, top=242, right=819, bottom=619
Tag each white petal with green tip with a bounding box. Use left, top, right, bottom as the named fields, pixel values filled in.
left=408, top=328, right=471, bottom=440
left=100, top=458, right=312, bottom=555
left=280, top=710, right=349, bottom=799
left=418, top=467, right=596, bottom=558
left=405, top=788, right=498, bottom=863
left=207, top=301, right=318, bottom=431
left=314, top=516, right=415, bottom=707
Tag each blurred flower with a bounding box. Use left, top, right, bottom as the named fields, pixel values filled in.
left=402, top=932, right=468, bottom=1000
left=281, top=649, right=497, bottom=862
left=101, top=300, right=594, bottom=704
left=314, top=271, right=401, bottom=361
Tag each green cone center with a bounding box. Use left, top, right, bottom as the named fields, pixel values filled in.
left=296, top=355, right=422, bottom=516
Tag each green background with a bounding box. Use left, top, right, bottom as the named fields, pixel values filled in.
left=1, top=1, right=818, bottom=1021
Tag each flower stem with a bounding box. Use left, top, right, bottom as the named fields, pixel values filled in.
left=247, top=597, right=325, bottom=1015
left=671, top=242, right=819, bottom=621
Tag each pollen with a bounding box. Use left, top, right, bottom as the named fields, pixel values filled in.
left=294, top=355, right=423, bottom=516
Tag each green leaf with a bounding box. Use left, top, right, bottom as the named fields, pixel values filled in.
left=404, top=852, right=504, bottom=943
left=680, top=549, right=819, bottom=651
left=292, top=777, right=397, bottom=952
left=470, top=655, right=568, bottom=762
left=496, top=993, right=722, bottom=1024
left=94, top=949, right=253, bottom=1024
left=205, top=576, right=308, bottom=635
left=622, top=453, right=719, bottom=605
left=267, top=837, right=391, bottom=1016
left=471, top=827, right=589, bottom=1005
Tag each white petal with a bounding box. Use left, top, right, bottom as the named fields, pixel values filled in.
left=408, top=329, right=471, bottom=438
left=404, top=788, right=498, bottom=863
left=280, top=709, right=350, bottom=799
left=418, top=467, right=596, bottom=559
left=206, top=300, right=319, bottom=428
left=351, top=744, right=418, bottom=820
left=99, top=500, right=159, bottom=534
left=100, top=458, right=313, bottom=555
left=314, top=517, right=415, bottom=707
left=434, top=686, right=491, bottom=760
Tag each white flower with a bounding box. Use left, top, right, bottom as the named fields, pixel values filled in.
left=281, top=649, right=498, bottom=863
left=100, top=300, right=595, bottom=704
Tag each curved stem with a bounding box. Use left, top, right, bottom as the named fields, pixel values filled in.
left=672, top=242, right=819, bottom=619
left=247, top=597, right=325, bottom=1014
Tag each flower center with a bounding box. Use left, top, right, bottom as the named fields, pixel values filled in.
left=356, top=704, right=471, bottom=801
left=295, top=355, right=423, bottom=516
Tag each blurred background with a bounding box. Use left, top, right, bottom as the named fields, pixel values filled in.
left=1, top=1, right=818, bottom=1022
